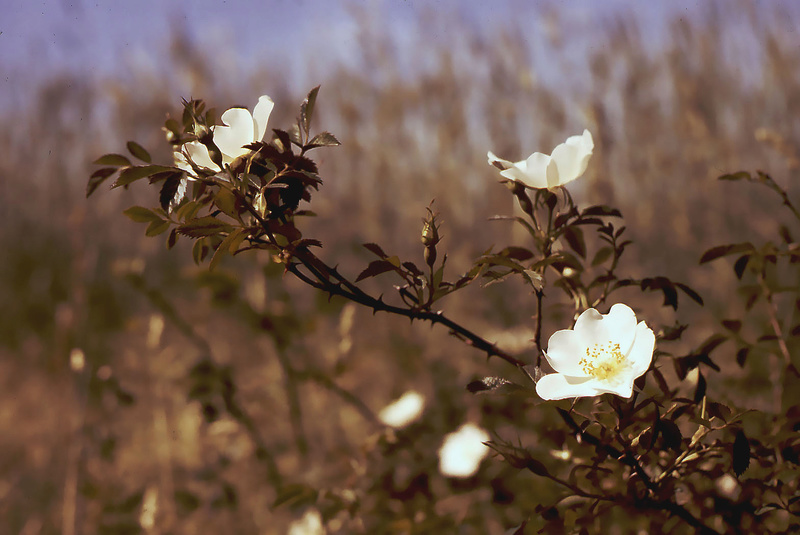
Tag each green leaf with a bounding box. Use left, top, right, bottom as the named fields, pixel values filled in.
left=305, top=131, right=340, bottom=149
left=355, top=259, right=400, bottom=282
left=86, top=167, right=117, bottom=197
left=192, top=238, right=209, bottom=264
left=209, top=228, right=247, bottom=271
left=732, top=429, right=750, bottom=476
left=699, top=243, right=755, bottom=264
left=126, top=141, right=151, bottom=163
left=93, top=153, right=132, bottom=167
left=563, top=226, right=586, bottom=258
left=581, top=205, right=622, bottom=218
left=363, top=242, right=389, bottom=259
left=178, top=216, right=234, bottom=238
left=300, top=85, right=320, bottom=137
left=214, top=189, right=238, bottom=220
left=112, top=165, right=173, bottom=188
left=123, top=206, right=162, bottom=223
left=719, top=171, right=752, bottom=181
left=145, top=219, right=171, bottom=237
left=167, top=228, right=179, bottom=249
left=159, top=173, right=185, bottom=211
left=591, top=246, right=613, bottom=267
left=497, top=246, right=534, bottom=261
left=675, top=282, right=704, bottom=306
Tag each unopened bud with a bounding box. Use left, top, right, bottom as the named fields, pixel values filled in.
left=421, top=220, right=439, bottom=247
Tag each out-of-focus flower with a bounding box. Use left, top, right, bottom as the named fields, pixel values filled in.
left=175, top=95, right=275, bottom=174
left=288, top=509, right=325, bottom=535
left=378, top=391, right=425, bottom=428
left=535, top=303, right=655, bottom=400
left=438, top=423, right=490, bottom=478
left=488, top=129, right=594, bottom=189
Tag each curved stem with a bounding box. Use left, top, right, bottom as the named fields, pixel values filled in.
left=286, top=256, right=527, bottom=368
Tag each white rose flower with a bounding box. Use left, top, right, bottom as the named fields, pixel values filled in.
left=536, top=303, right=655, bottom=400
left=378, top=390, right=425, bottom=429
left=438, top=423, right=490, bottom=478
left=288, top=509, right=324, bottom=535
left=175, top=94, right=275, bottom=174
left=488, top=129, right=594, bottom=189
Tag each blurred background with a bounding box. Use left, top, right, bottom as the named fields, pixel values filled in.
left=2, top=0, right=799, bottom=533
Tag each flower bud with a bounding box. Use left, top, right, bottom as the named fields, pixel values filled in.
left=421, top=220, right=439, bottom=247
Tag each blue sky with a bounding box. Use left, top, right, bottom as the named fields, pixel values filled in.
left=2, top=0, right=794, bottom=112
left=0, top=1, right=674, bottom=102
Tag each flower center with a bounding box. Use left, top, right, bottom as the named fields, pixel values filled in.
left=580, top=342, right=626, bottom=381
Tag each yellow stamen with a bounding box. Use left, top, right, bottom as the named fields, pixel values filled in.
left=579, top=342, right=626, bottom=381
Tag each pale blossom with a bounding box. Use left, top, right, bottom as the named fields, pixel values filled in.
left=378, top=391, right=425, bottom=429
left=488, top=129, right=594, bottom=189
left=438, top=423, right=490, bottom=478
left=535, top=303, right=655, bottom=400
left=288, top=509, right=325, bottom=535
left=175, top=95, right=275, bottom=174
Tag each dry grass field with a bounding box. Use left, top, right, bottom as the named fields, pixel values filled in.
left=1, top=2, right=799, bottom=533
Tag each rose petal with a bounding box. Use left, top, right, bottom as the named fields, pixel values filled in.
left=627, top=321, right=656, bottom=378
left=549, top=141, right=583, bottom=186
left=184, top=141, right=220, bottom=172
left=214, top=107, right=256, bottom=161
left=252, top=95, right=274, bottom=142
left=535, top=373, right=603, bottom=400
left=573, top=304, right=637, bottom=355
left=543, top=328, right=592, bottom=377
left=520, top=151, right=551, bottom=188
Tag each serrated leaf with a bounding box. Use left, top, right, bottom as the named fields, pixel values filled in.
left=112, top=165, right=173, bottom=188
left=126, top=141, right=151, bottom=163
left=355, top=259, right=400, bottom=282
left=86, top=167, right=117, bottom=197
left=305, top=131, right=340, bottom=149
left=123, top=206, right=162, bottom=223
left=732, top=429, right=750, bottom=476
left=300, top=85, right=320, bottom=137
left=167, top=228, right=179, bottom=249
left=159, top=173, right=185, bottom=211
left=93, top=153, right=132, bottom=167
left=178, top=216, right=234, bottom=238
left=700, top=243, right=755, bottom=264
